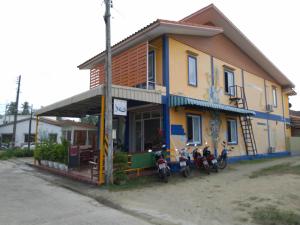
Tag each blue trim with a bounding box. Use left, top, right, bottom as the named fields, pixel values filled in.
left=162, top=35, right=170, bottom=153
left=226, top=118, right=238, bottom=145
left=228, top=151, right=290, bottom=163
left=171, top=124, right=185, bottom=135
left=224, top=68, right=235, bottom=95
left=124, top=113, right=129, bottom=152
left=168, top=151, right=290, bottom=173
left=186, top=113, right=202, bottom=145
left=253, top=111, right=289, bottom=122
left=187, top=55, right=197, bottom=87
left=148, top=50, right=155, bottom=85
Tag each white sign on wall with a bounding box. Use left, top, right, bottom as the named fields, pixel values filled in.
left=113, top=99, right=127, bottom=116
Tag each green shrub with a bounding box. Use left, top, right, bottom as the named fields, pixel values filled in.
left=113, top=151, right=129, bottom=184
left=34, top=139, right=69, bottom=165
left=0, top=148, right=33, bottom=160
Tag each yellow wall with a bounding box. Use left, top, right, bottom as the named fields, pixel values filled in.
left=167, top=37, right=291, bottom=159
left=213, top=58, right=243, bottom=106
left=169, top=38, right=211, bottom=100
left=243, top=71, right=266, bottom=112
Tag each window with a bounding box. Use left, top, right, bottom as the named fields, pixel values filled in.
left=187, top=115, right=202, bottom=144
left=224, top=69, right=235, bottom=95
left=49, top=133, right=58, bottom=143
left=227, top=119, right=237, bottom=144
left=148, top=51, right=155, bottom=89
left=188, top=56, right=197, bottom=86
left=272, top=86, right=277, bottom=107
left=24, top=134, right=35, bottom=143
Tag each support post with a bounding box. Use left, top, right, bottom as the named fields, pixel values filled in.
left=28, top=105, right=33, bottom=150
left=12, top=75, right=21, bottom=148
left=34, top=115, right=39, bottom=165
left=99, top=95, right=105, bottom=184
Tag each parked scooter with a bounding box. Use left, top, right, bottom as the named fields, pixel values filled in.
left=149, top=145, right=171, bottom=183
left=202, top=144, right=219, bottom=173
left=192, top=145, right=210, bottom=174
left=217, top=141, right=233, bottom=169
left=177, top=147, right=191, bottom=177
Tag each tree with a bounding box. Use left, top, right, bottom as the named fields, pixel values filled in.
left=80, top=115, right=98, bottom=126
left=6, top=102, right=17, bottom=115
left=21, top=101, right=30, bottom=115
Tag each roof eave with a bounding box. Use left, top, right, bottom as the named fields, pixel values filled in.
left=180, top=4, right=295, bottom=88
left=78, top=20, right=223, bottom=70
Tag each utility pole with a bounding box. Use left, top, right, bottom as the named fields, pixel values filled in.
left=12, top=75, right=21, bottom=148
left=28, top=105, right=33, bottom=150
left=104, top=0, right=113, bottom=184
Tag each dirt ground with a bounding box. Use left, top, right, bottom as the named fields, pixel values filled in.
left=98, top=156, right=300, bottom=225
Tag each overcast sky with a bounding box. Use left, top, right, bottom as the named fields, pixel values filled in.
left=0, top=0, right=299, bottom=114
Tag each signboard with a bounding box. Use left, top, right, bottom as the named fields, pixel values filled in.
left=113, top=99, right=127, bottom=116
left=68, top=146, right=79, bottom=168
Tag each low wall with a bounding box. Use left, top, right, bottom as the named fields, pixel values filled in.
left=287, top=137, right=300, bottom=156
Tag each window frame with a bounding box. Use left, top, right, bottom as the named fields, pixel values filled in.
left=272, top=86, right=278, bottom=108
left=148, top=50, right=155, bottom=89
left=224, top=68, right=235, bottom=96
left=48, top=133, right=58, bottom=143
left=187, top=55, right=198, bottom=87
left=24, top=133, right=35, bottom=143
left=226, top=119, right=238, bottom=145
left=186, top=114, right=202, bottom=145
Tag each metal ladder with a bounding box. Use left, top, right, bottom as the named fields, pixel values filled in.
left=230, top=85, right=257, bottom=156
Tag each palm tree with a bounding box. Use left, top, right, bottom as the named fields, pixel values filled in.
left=21, top=102, right=30, bottom=115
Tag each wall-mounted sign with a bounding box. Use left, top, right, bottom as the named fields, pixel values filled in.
left=114, top=99, right=127, bottom=116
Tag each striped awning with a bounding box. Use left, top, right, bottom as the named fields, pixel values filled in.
left=170, top=95, right=255, bottom=115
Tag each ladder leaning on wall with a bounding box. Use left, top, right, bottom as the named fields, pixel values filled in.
left=230, top=85, right=257, bottom=156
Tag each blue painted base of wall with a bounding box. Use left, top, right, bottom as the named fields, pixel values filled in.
left=168, top=151, right=291, bottom=173
left=227, top=151, right=290, bottom=163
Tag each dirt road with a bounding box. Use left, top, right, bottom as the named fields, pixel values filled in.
left=100, top=156, right=300, bottom=225
left=2, top=156, right=299, bottom=225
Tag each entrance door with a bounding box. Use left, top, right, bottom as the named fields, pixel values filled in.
left=132, top=110, right=162, bottom=152
left=144, top=118, right=161, bottom=151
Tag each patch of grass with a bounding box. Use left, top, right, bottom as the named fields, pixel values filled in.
left=106, top=175, right=157, bottom=191
left=251, top=206, right=300, bottom=225
left=249, top=163, right=300, bottom=178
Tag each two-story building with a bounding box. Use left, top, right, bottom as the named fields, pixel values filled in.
left=36, top=4, right=296, bottom=165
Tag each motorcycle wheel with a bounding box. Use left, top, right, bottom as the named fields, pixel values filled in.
left=214, top=164, right=219, bottom=173
left=182, top=166, right=190, bottom=177
left=204, top=165, right=210, bottom=175
left=218, top=159, right=227, bottom=170
left=160, top=169, right=168, bottom=183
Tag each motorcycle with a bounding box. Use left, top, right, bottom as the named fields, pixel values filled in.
left=203, top=145, right=219, bottom=173
left=192, top=146, right=210, bottom=175
left=217, top=141, right=233, bottom=169
left=149, top=145, right=171, bottom=183
left=177, top=148, right=191, bottom=177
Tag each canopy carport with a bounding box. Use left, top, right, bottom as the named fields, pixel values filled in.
left=35, top=84, right=162, bottom=117
left=35, top=84, right=163, bottom=184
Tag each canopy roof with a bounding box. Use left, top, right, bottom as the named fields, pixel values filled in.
left=170, top=95, right=256, bottom=115
left=35, top=85, right=162, bottom=117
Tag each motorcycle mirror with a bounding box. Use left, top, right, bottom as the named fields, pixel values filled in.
left=148, top=149, right=152, bottom=153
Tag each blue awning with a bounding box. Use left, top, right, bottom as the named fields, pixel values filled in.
left=169, top=95, right=256, bottom=115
